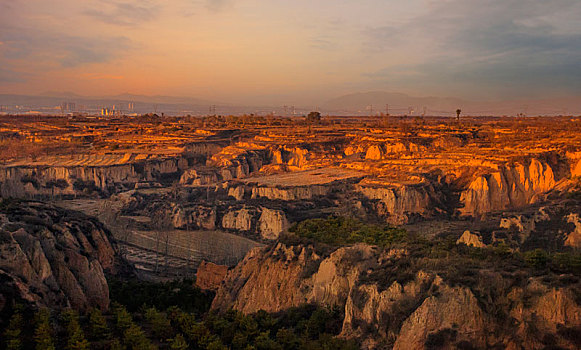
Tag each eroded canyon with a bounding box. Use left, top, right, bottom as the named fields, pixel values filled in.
left=1, top=114, right=580, bottom=349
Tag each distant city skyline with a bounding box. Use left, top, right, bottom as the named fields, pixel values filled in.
left=1, top=0, right=580, bottom=106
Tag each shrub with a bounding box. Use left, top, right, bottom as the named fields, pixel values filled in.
left=288, top=216, right=407, bottom=247
left=524, top=249, right=549, bottom=269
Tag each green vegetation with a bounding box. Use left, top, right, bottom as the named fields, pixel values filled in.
left=3, top=306, right=24, bottom=350
left=288, top=216, right=407, bottom=247
left=1, top=279, right=357, bottom=350
left=108, top=278, right=213, bottom=313
left=33, top=309, right=55, bottom=350
left=61, top=310, right=89, bottom=350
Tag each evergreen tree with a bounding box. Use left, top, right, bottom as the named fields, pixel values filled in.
left=112, top=303, right=133, bottom=332
left=4, top=309, right=24, bottom=350
left=144, top=307, right=173, bottom=339
left=61, top=310, right=90, bottom=350
left=169, top=333, right=189, bottom=350
left=33, top=309, right=55, bottom=350
left=110, top=338, right=126, bottom=350
left=87, top=308, right=110, bottom=339
left=123, top=324, right=156, bottom=350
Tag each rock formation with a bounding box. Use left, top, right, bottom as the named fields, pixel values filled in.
left=565, top=213, right=581, bottom=248
left=0, top=200, right=123, bottom=312
left=460, top=159, right=557, bottom=217
left=258, top=208, right=289, bottom=240
left=456, top=230, right=486, bottom=248
left=196, top=261, right=228, bottom=291
left=213, top=242, right=581, bottom=349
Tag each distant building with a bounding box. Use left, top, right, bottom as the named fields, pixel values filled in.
left=101, top=107, right=115, bottom=116
left=60, top=102, right=76, bottom=113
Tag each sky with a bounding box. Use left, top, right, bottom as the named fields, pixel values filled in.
left=1, top=0, right=580, bottom=105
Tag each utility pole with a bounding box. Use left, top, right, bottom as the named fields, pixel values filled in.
left=208, top=105, right=216, bottom=116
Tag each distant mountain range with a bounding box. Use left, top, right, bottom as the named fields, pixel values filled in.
left=322, top=91, right=581, bottom=116
left=0, top=91, right=579, bottom=116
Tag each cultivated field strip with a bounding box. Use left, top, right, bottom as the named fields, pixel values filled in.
left=114, top=228, right=262, bottom=268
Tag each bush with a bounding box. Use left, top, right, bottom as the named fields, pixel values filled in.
left=288, top=216, right=407, bottom=247
left=524, top=249, right=549, bottom=269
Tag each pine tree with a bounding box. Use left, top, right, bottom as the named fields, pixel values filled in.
left=110, top=338, right=126, bottom=350
left=169, top=333, right=189, bottom=350
left=112, top=303, right=133, bottom=332
left=61, top=310, right=90, bottom=350
left=4, top=310, right=24, bottom=350
left=87, top=308, right=110, bottom=339
left=123, top=324, right=156, bottom=350
left=144, top=307, right=172, bottom=340
left=33, top=309, right=55, bottom=350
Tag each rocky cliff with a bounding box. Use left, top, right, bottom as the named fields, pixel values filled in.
left=0, top=157, right=187, bottom=198
left=460, top=158, right=557, bottom=217
left=357, top=183, right=443, bottom=225
left=212, top=243, right=581, bottom=349
left=0, top=200, right=123, bottom=312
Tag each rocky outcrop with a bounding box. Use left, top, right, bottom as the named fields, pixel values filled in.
left=309, top=244, right=378, bottom=307
left=212, top=244, right=379, bottom=313
left=222, top=207, right=253, bottom=232
left=228, top=185, right=245, bottom=201
left=258, top=208, right=289, bottom=240
left=179, top=169, right=219, bottom=185
left=365, top=145, right=384, bottom=160
left=456, top=230, right=486, bottom=248
left=565, top=213, right=581, bottom=248
left=460, top=159, right=556, bottom=217
left=0, top=200, right=122, bottom=312
left=357, top=184, right=440, bottom=225
left=0, top=157, right=187, bottom=198
left=568, top=152, right=581, bottom=177
left=170, top=204, right=217, bottom=230
left=251, top=185, right=330, bottom=201
left=393, top=281, right=488, bottom=350
left=211, top=244, right=320, bottom=313
left=213, top=242, right=581, bottom=349
left=272, top=147, right=310, bottom=169
left=364, top=142, right=427, bottom=160
left=196, top=261, right=228, bottom=291
left=210, top=148, right=271, bottom=180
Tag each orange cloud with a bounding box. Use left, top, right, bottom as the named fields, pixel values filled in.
left=82, top=73, right=125, bottom=80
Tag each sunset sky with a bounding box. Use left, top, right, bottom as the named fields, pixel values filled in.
left=1, top=0, right=580, bottom=105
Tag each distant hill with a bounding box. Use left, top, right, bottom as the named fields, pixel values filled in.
left=323, top=91, right=467, bottom=115
left=1, top=91, right=579, bottom=116
left=323, top=91, right=581, bottom=116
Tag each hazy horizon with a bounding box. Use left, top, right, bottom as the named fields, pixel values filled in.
left=1, top=0, right=581, bottom=106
